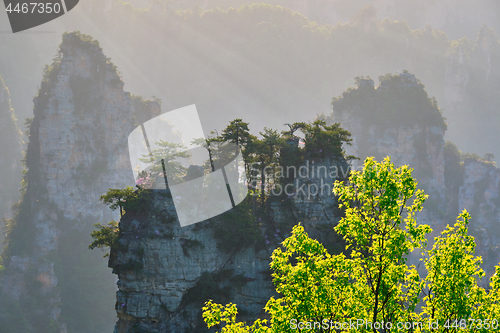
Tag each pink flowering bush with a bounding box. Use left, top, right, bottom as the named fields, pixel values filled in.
left=135, top=173, right=155, bottom=189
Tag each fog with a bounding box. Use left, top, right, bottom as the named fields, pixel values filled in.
left=0, top=0, right=499, bottom=331
left=1, top=0, right=500, bottom=158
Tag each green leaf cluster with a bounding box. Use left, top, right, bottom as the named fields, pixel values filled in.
left=300, top=120, right=352, bottom=158
left=213, top=198, right=261, bottom=253
left=98, top=186, right=153, bottom=217
left=89, top=187, right=154, bottom=257
left=138, top=140, right=190, bottom=185
left=88, top=221, right=119, bottom=257
left=213, top=119, right=352, bottom=202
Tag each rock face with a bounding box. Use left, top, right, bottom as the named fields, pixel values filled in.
left=443, top=25, right=500, bottom=161
left=110, top=156, right=349, bottom=332
left=457, top=158, right=500, bottom=269
left=0, top=76, right=23, bottom=243
left=444, top=44, right=468, bottom=114
left=112, top=194, right=277, bottom=333
left=334, top=73, right=446, bottom=211
left=0, top=32, right=159, bottom=332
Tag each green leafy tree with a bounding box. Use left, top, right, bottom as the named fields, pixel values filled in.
left=98, top=187, right=135, bottom=217
left=260, top=128, right=285, bottom=191
left=300, top=120, right=352, bottom=158
left=333, top=156, right=430, bottom=327
left=221, top=118, right=253, bottom=150
left=202, top=157, right=500, bottom=332
left=246, top=138, right=271, bottom=198
left=246, top=130, right=285, bottom=200
left=282, top=122, right=306, bottom=138
left=138, top=140, right=190, bottom=185
left=279, top=123, right=305, bottom=182
left=98, top=186, right=153, bottom=217
left=192, top=134, right=219, bottom=172
left=220, top=119, right=257, bottom=177
left=421, top=211, right=495, bottom=329
left=88, top=221, right=119, bottom=257
left=89, top=185, right=156, bottom=258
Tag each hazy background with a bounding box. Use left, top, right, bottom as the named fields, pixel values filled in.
left=1, top=0, right=499, bottom=155
left=1, top=1, right=499, bottom=331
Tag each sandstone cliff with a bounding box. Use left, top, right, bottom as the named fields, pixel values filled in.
left=110, top=156, right=349, bottom=332
left=0, top=76, right=23, bottom=244
left=457, top=158, right=500, bottom=270
left=444, top=25, right=500, bottom=161
left=334, top=73, right=446, bottom=215
left=0, top=32, right=159, bottom=333
left=333, top=72, right=500, bottom=275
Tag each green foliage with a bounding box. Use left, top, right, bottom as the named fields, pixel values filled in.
left=202, top=157, right=500, bottom=332
left=99, top=187, right=133, bottom=216
left=246, top=128, right=285, bottom=197
left=99, top=186, right=153, bottom=216
left=88, top=221, right=119, bottom=257
left=299, top=120, right=352, bottom=158
left=422, top=210, right=487, bottom=323
left=192, top=131, right=234, bottom=173
left=138, top=140, right=190, bottom=185
left=91, top=186, right=157, bottom=258
left=61, top=30, right=101, bottom=49
left=333, top=156, right=430, bottom=324
left=94, top=117, right=351, bottom=260
left=40, top=53, right=61, bottom=88
left=213, top=198, right=262, bottom=253
left=203, top=301, right=268, bottom=333
left=217, top=118, right=351, bottom=200
left=221, top=119, right=254, bottom=150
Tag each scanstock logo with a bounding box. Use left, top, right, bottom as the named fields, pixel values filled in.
left=128, top=105, right=248, bottom=227
left=3, top=0, right=79, bottom=33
